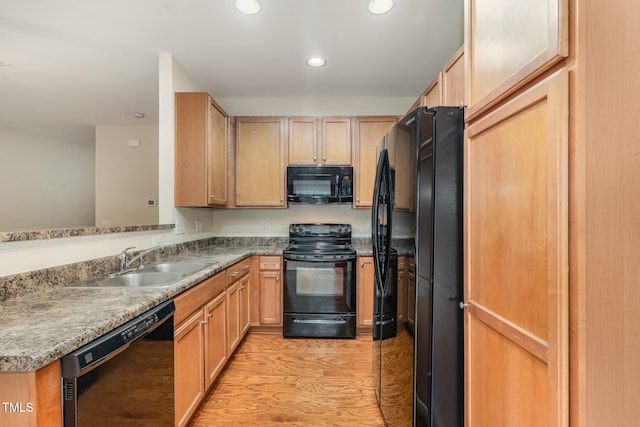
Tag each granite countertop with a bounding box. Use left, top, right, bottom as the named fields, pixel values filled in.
left=0, top=244, right=283, bottom=372
left=0, top=240, right=413, bottom=372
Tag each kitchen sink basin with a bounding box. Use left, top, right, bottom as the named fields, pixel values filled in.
left=140, top=261, right=211, bottom=275
left=68, top=272, right=185, bottom=288
left=66, top=261, right=212, bottom=288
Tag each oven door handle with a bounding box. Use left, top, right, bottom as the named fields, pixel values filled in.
left=292, top=318, right=348, bottom=325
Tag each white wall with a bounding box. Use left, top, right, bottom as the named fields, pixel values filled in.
left=0, top=125, right=95, bottom=230
left=95, top=125, right=159, bottom=226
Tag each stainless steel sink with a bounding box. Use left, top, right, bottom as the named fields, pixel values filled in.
left=66, top=261, right=212, bottom=288
left=140, top=261, right=211, bottom=275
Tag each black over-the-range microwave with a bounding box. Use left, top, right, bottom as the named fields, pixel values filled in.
left=286, top=166, right=353, bottom=204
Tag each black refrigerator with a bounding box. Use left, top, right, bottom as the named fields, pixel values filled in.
left=372, top=106, right=464, bottom=427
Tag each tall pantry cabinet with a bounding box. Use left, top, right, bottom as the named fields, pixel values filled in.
left=463, top=0, right=569, bottom=426
left=463, top=0, right=640, bottom=426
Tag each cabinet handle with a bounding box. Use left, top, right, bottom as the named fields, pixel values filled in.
left=322, top=156, right=326, bottom=161
left=243, top=265, right=250, bottom=269
left=208, top=313, right=213, bottom=318
left=356, top=198, right=360, bottom=202
left=202, top=319, right=208, bottom=325
left=276, top=277, right=279, bottom=282
left=230, top=271, right=239, bottom=277
left=239, top=285, right=246, bottom=291
left=313, top=156, right=317, bottom=161
left=360, top=262, right=364, bottom=267
left=210, top=194, right=215, bottom=200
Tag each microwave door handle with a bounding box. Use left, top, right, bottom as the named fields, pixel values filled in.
left=295, top=173, right=332, bottom=177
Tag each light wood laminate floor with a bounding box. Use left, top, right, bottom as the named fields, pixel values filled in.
left=189, top=333, right=385, bottom=426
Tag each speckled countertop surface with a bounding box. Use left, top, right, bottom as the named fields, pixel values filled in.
left=0, top=245, right=283, bottom=372
left=0, top=240, right=414, bottom=372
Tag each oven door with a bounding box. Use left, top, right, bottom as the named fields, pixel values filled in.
left=283, top=254, right=356, bottom=314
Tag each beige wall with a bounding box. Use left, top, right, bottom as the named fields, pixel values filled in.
left=0, top=125, right=94, bottom=230
left=95, top=125, right=159, bottom=226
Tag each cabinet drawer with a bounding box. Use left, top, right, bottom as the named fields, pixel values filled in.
left=226, top=257, right=251, bottom=282
left=174, top=271, right=227, bottom=325
left=259, top=256, right=281, bottom=270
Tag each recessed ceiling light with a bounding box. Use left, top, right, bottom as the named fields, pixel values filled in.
left=306, top=57, right=326, bottom=68
left=368, top=0, right=393, bottom=14
left=235, top=0, right=261, bottom=15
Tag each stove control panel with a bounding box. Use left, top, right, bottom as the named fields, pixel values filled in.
left=289, top=223, right=351, bottom=239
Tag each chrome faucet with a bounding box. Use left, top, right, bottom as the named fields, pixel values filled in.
left=117, top=245, right=163, bottom=274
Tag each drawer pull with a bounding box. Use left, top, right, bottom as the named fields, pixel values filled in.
left=230, top=271, right=239, bottom=277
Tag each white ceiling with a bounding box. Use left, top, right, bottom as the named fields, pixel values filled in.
left=0, top=0, right=463, bottom=139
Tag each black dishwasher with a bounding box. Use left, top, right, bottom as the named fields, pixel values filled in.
left=61, top=300, right=175, bottom=427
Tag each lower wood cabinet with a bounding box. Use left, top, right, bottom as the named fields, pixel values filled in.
left=356, top=256, right=374, bottom=330
left=259, top=256, right=282, bottom=326
left=174, top=309, right=206, bottom=427
left=0, top=360, right=61, bottom=427
left=227, top=273, right=250, bottom=354
left=174, top=271, right=227, bottom=427
left=203, top=292, right=227, bottom=389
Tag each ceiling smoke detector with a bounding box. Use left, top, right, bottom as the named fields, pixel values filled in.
left=235, top=0, right=261, bottom=15
left=368, top=0, right=394, bottom=14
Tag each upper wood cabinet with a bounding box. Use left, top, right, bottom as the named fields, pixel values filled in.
left=288, top=117, right=351, bottom=166
left=235, top=117, right=287, bottom=207
left=175, top=92, right=229, bottom=207
left=442, top=46, right=465, bottom=107
left=465, top=0, right=568, bottom=120
left=352, top=116, right=397, bottom=208
left=422, top=73, right=443, bottom=108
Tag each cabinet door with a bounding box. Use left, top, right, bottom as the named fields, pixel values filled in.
left=204, top=292, right=227, bottom=390
left=259, top=270, right=282, bottom=326
left=174, top=310, right=205, bottom=427
left=353, top=117, right=397, bottom=208
left=465, top=71, right=568, bottom=427
left=466, top=0, right=568, bottom=119
left=226, top=281, right=241, bottom=354
left=238, top=274, right=251, bottom=336
left=175, top=92, right=228, bottom=207
left=175, top=92, right=208, bottom=207
left=357, top=256, right=375, bottom=328
left=422, top=73, right=443, bottom=108
left=235, top=117, right=287, bottom=207
left=442, top=46, right=465, bottom=107
left=320, top=117, right=351, bottom=165
left=207, top=99, right=228, bottom=206
left=288, top=117, right=318, bottom=165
